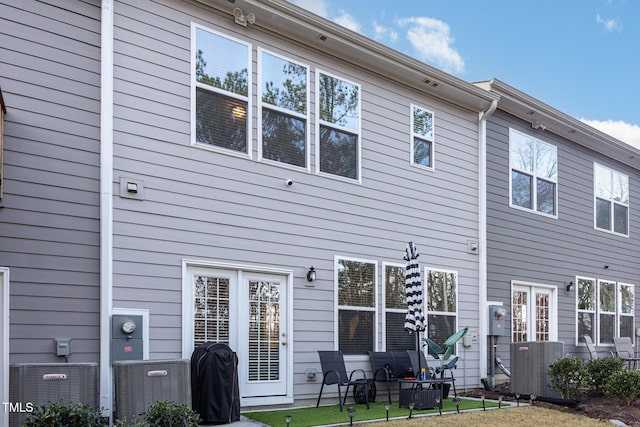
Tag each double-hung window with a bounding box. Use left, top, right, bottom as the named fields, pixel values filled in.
left=193, top=26, right=251, bottom=155
left=259, top=49, right=309, bottom=168
left=509, top=129, right=557, bottom=216
left=577, top=277, right=596, bottom=344
left=410, top=104, right=435, bottom=169
left=425, top=268, right=457, bottom=345
left=317, top=71, right=361, bottom=181
left=577, top=278, right=635, bottom=345
left=594, top=163, right=629, bottom=236
left=383, top=264, right=415, bottom=351
left=336, top=257, right=376, bottom=354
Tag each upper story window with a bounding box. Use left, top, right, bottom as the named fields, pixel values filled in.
left=193, top=26, right=251, bottom=155
left=425, top=268, right=457, bottom=346
left=317, top=71, right=361, bottom=181
left=509, top=129, right=557, bottom=217
left=594, top=163, right=629, bottom=236
left=259, top=49, right=309, bottom=169
left=336, top=257, right=376, bottom=355
left=410, top=104, right=434, bottom=170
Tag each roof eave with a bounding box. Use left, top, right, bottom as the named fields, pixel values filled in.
left=477, top=78, right=640, bottom=170
left=199, top=0, right=499, bottom=113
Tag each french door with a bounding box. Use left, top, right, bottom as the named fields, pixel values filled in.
left=512, top=283, right=557, bottom=342
left=187, top=266, right=289, bottom=399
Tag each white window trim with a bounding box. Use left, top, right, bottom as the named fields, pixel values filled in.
left=382, top=261, right=406, bottom=351
left=508, top=128, right=558, bottom=219
left=257, top=47, right=311, bottom=172
left=596, top=279, right=618, bottom=346
left=334, top=255, right=378, bottom=356
left=424, top=267, right=458, bottom=353
left=409, top=103, right=435, bottom=172
left=593, top=162, right=630, bottom=238
left=190, top=23, right=253, bottom=159
left=510, top=280, right=558, bottom=342
left=619, top=282, right=635, bottom=338
left=315, top=70, right=362, bottom=184
left=575, top=276, right=597, bottom=346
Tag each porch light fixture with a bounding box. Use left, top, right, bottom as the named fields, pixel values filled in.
left=306, top=266, right=316, bottom=282
left=566, top=281, right=574, bottom=292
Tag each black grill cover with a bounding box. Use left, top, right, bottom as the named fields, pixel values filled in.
left=191, top=342, right=240, bottom=424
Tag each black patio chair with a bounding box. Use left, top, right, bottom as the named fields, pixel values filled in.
left=317, top=351, right=370, bottom=411
left=368, top=351, right=401, bottom=405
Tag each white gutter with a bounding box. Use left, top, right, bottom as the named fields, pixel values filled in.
left=478, top=99, right=498, bottom=380
left=99, top=0, right=114, bottom=420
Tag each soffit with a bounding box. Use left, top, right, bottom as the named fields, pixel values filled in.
left=476, top=79, right=640, bottom=170
left=198, top=0, right=498, bottom=113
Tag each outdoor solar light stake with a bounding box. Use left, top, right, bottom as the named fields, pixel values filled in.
left=454, top=397, right=461, bottom=414
left=285, top=414, right=291, bottom=427
left=481, top=394, right=485, bottom=410
left=435, top=396, right=441, bottom=415
left=530, top=394, right=537, bottom=406
left=408, top=402, right=415, bottom=419
left=347, top=407, right=355, bottom=427
left=384, top=403, right=390, bottom=421
left=498, top=395, right=503, bottom=409
left=515, top=393, right=520, bottom=407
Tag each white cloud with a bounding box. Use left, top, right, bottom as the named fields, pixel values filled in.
left=396, top=16, right=464, bottom=74
left=290, top=0, right=328, bottom=18
left=580, top=118, right=640, bottom=149
left=596, top=14, right=622, bottom=32
left=373, top=22, right=399, bottom=43
left=334, top=10, right=362, bottom=33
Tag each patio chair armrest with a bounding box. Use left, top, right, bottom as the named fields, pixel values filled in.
left=348, top=368, right=367, bottom=382
left=373, top=366, right=392, bottom=382
left=322, top=368, right=343, bottom=384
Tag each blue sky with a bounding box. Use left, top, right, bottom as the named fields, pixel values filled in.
left=290, top=0, right=640, bottom=147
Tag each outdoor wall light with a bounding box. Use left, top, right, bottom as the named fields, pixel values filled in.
left=306, top=266, right=316, bottom=282
left=566, top=281, right=574, bottom=292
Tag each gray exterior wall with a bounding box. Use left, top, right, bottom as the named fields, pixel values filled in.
left=110, top=0, right=483, bottom=403
left=486, top=109, right=640, bottom=370
left=0, top=0, right=102, bottom=362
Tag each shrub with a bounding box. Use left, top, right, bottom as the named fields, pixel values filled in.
left=585, top=356, right=624, bottom=394
left=547, top=356, right=590, bottom=399
left=23, top=400, right=107, bottom=427
left=603, top=369, right=640, bottom=406
left=115, top=400, right=201, bottom=427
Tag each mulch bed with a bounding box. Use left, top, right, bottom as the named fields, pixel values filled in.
left=460, top=383, right=640, bottom=427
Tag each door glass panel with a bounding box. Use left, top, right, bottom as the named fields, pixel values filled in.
left=512, top=290, right=528, bottom=342
left=535, top=292, right=550, bottom=341
left=194, top=275, right=230, bottom=346
left=248, top=280, right=281, bottom=381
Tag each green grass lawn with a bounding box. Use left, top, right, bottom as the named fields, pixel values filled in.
left=243, top=398, right=497, bottom=426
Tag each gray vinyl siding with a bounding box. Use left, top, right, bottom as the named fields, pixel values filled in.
left=486, top=109, right=640, bottom=368
left=0, top=0, right=101, bottom=361
left=111, top=0, right=482, bottom=402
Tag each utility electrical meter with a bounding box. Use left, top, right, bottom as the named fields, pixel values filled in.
left=111, top=314, right=143, bottom=362
left=489, top=305, right=508, bottom=336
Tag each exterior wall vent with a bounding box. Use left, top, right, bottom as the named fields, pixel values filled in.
left=9, top=363, right=98, bottom=427
left=113, top=359, right=191, bottom=421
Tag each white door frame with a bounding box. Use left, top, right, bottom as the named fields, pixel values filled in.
left=0, top=267, right=9, bottom=427
left=182, top=260, right=294, bottom=406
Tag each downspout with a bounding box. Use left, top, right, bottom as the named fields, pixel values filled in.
left=478, top=99, right=498, bottom=381
left=100, top=0, right=114, bottom=420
